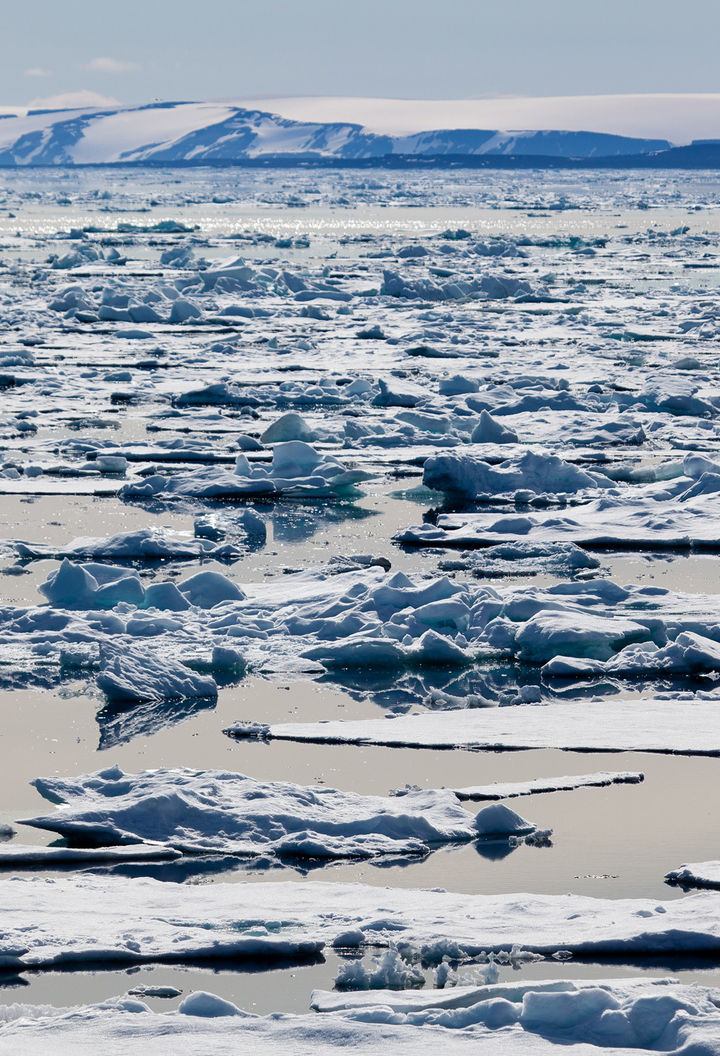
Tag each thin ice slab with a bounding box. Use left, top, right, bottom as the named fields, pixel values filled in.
left=226, top=698, right=720, bottom=756
left=451, top=771, right=644, bottom=801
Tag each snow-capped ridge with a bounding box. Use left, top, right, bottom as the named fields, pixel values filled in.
left=0, top=101, right=673, bottom=166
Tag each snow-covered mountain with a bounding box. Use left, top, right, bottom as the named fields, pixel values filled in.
left=0, top=101, right=671, bottom=165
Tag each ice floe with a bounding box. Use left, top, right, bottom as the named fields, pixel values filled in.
left=22, top=766, right=539, bottom=859
left=119, top=442, right=372, bottom=500
left=1, top=877, right=720, bottom=971
left=11, top=528, right=239, bottom=562
left=450, top=771, right=644, bottom=801
left=227, top=698, right=720, bottom=755
left=666, top=862, right=720, bottom=891
left=13, top=982, right=720, bottom=1055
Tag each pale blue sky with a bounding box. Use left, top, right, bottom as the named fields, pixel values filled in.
left=6, top=0, right=719, bottom=109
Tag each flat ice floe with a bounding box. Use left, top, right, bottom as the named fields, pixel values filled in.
left=0, top=843, right=181, bottom=865
left=399, top=491, right=720, bottom=552
left=226, top=698, right=720, bottom=755
left=400, top=454, right=720, bottom=549
left=2, top=876, right=720, bottom=969
left=4, top=978, right=720, bottom=1054
left=450, top=771, right=644, bottom=800
left=21, top=766, right=538, bottom=860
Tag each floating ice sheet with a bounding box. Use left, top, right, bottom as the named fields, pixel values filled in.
left=226, top=698, right=720, bottom=756
left=2, top=877, right=720, bottom=970
left=450, top=771, right=644, bottom=801
left=22, top=766, right=528, bottom=860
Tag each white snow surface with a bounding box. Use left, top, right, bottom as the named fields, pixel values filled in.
left=6, top=977, right=720, bottom=1054
left=227, top=698, right=720, bottom=756
left=1, top=877, right=720, bottom=970
left=8, top=984, right=713, bottom=1051
left=238, top=93, right=720, bottom=141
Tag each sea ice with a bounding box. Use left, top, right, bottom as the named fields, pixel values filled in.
left=226, top=697, right=720, bottom=755
left=22, top=766, right=529, bottom=859
left=1, top=877, right=719, bottom=971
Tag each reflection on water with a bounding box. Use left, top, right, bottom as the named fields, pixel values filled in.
left=97, top=694, right=218, bottom=750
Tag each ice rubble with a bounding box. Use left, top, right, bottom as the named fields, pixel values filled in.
left=437, top=542, right=601, bottom=579
left=381, top=269, right=536, bottom=302
left=2, top=876, right=720, bottom=970
left=21, top=766, right=539, bottom=859
left=335, top=947, right=426, bottom=991
left=11, top=561, right=720, bottom=697
left=226, top=698, right=720, bottom=755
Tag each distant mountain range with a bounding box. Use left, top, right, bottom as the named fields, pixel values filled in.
left=0, top=100, right=716, bottom=167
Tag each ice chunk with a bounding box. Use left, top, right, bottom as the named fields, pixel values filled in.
left=665, top=861, right=720, bottom=890
left=424, top=451, right=606, bottom=499
left=470, top=411, right=519, bottom=445
left=96, top=649, right=218, bottom=704
left=261, top=413, right=318, bottom=444
left=178, top=570, right=246, bottom=608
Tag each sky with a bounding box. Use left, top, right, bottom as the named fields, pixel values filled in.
left=4, top=0, right=719, bottom=139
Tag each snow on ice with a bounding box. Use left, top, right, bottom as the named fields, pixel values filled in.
left=21, top=766, right=540, bottom=860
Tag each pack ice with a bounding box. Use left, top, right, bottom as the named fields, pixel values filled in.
left=1, top=166, right=720, bottom=1053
